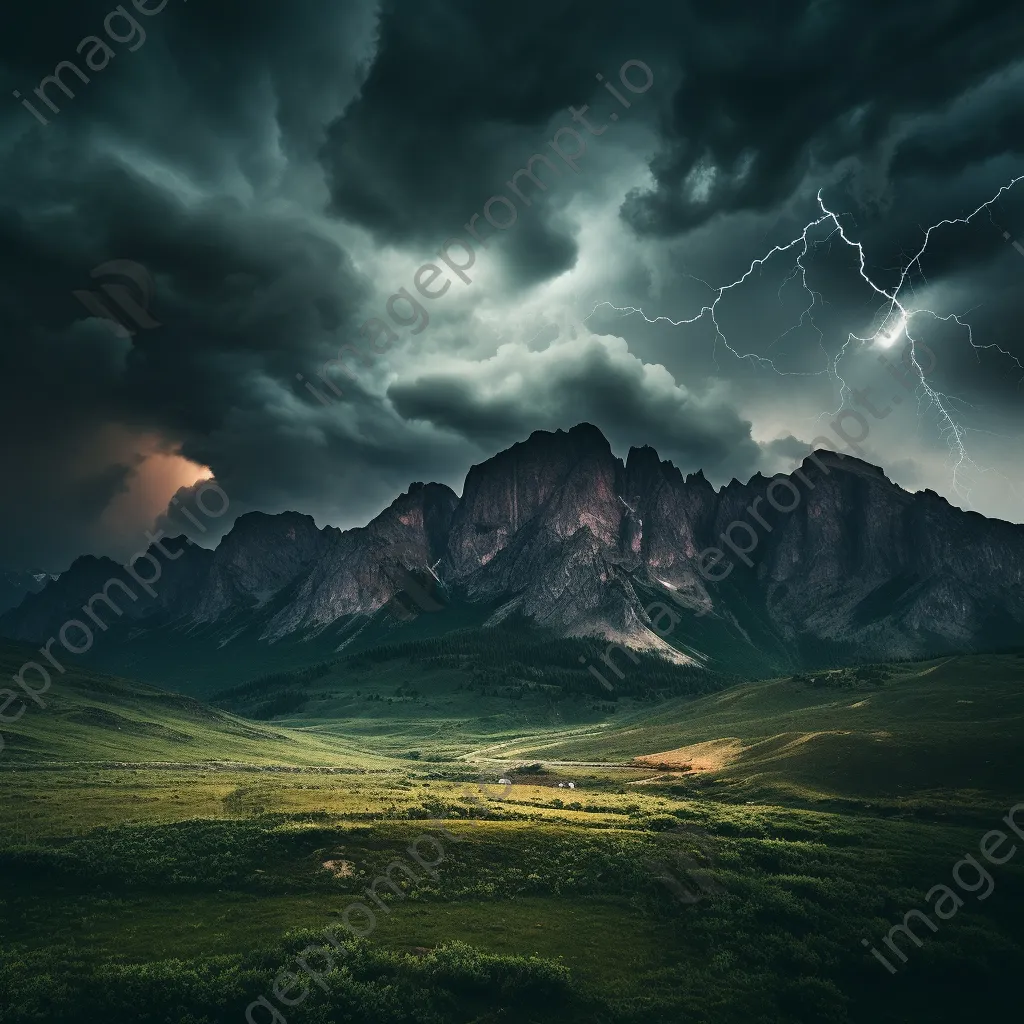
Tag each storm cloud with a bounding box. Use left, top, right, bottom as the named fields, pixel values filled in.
left=1, top=0, right=1021, bottom=572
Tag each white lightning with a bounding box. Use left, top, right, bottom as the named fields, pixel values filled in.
left=876, top=312, right=906, bottom=349
left=586, top=175, right=1024, bottom=503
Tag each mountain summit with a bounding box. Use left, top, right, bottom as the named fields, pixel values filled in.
left=3, top=424, right=1023, bottom=683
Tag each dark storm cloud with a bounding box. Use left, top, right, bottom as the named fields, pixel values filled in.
left=0, top=144, right=372, bottom=494
left=890, top=70, right=1024, bottom=179
left=2, top=0, right=380, bottom=159
left=317, top=0, right=667, bottom=283
left=0, top=0, right=390, bottom=568
left=1, top=0, right=1022, bottom=572
left=387, top=330, right=763, bottom=475
left=621, top=0, right=1024, bottom=235
left=71, top=461, right=139, bottom=521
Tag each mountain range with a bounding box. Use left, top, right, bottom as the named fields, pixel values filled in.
left=3, top=423, right=1022, bottom=691
left=0, top=569, right=58, bottom=616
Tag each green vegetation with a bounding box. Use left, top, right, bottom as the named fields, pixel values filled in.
left=0, top=643, right=392, bottom=768
left=486, top=653, right=1024, bottom=811
left=1, top=643, right=1022, bottom=1022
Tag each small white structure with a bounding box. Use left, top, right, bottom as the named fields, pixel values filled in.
left=497, top=777, right=512, bottom=785
left=557, top=782, right=565, bottom=788
left=567, top=782, right=576, bottom=790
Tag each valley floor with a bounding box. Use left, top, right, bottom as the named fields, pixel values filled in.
left=1, top=649, right=1023, bottom=1022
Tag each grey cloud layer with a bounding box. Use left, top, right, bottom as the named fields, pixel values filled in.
left=1, top=0, right=1022, bottom=570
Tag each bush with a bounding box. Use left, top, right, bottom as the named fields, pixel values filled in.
left=643, top=815, right=682, bottom=832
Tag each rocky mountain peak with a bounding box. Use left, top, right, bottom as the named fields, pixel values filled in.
left=193, top=511, right=329, bottom=622
left=3, top=424, right=1023, bottom=675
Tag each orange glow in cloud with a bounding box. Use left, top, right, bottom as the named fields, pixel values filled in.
left=97, top=436, right=214, bottom=538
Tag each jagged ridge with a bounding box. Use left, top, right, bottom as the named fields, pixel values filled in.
left=3, top=424, right=1023, bottom=674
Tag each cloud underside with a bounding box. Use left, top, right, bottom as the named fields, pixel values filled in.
left=0, top=0, right=1022, bottom=568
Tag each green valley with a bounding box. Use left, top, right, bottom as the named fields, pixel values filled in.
left=1, top=642, right=1023, bottom=1022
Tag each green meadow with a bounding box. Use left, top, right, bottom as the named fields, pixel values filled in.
left=1, top=641, right=1023, bottom=1022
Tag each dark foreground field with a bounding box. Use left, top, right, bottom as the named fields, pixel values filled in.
left=1, top=645, right=1023, bottom=1023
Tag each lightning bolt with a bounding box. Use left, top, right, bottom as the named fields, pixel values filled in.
left=586, top=175, right=1024, bottom=504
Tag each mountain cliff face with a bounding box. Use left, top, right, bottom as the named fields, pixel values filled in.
left=443, top=425, right=645, bottom=641
left=192, top=511, right=329, bottom=623
left=743, top=452, right=1024, bottom=657
left=2, top=424, right=1022, bottom=675
left=262, top=482, right=457, bottom=640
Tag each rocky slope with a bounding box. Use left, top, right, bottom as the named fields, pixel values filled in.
left=2, top=423, right=1022, bottom=674
left=192, top=511, right=329, bottom=623
left=262, top=482, right=457, bottom=639
left=1, top=544, right=213, bottom=641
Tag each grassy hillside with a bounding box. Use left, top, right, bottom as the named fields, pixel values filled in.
left=0, top=641, right=393, bottom=767
left=2, top=646, right=1023, bottom=1022
left=474, top=653, right=1024, bottom=806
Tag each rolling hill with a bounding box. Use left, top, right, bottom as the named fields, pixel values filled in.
left=0, top=640, right=390, bottom=767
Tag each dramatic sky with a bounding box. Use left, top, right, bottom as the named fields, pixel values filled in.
left=2, top=0, right=1023, bottom=570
